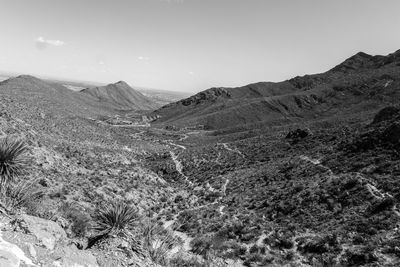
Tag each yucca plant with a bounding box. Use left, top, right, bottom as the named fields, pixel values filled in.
left=0, top=137, right=30, bottom=191
left=93, top=201, right=137, bottom=236
left=142, top=220, right=180, bottom=265
left=1, top=178, right=44, bottom=214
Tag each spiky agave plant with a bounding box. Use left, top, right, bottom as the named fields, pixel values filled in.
left=0, top=137, right=30, bottom=191
left=94, top=201, right=137, bottom=236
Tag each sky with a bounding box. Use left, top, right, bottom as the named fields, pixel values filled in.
left=1, top=0, right=400, bottom=92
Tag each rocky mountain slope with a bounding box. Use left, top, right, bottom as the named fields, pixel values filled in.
left=152, top=49, right=400, bottom=131
left=145, top=104, right=400, bottom=266
left=81, top=81, right=160, bottom=111
left=1, top=49, right=400, bottom=266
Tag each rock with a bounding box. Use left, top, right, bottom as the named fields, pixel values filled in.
left=0, top=235, right=34, bottom=267
left=27, top=243, right=37, bottom=259
left=53, top=245, right=98, bottom=267
left=14, top=214, right=67, bottom=250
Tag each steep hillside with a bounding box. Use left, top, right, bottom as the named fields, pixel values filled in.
left=81, top=81, right=159, bottom=111
left=152, top=49, right=400, bottom=131
left=0, top=75, right=113, bottom=115
left=0, top=75, right=185, bottom=266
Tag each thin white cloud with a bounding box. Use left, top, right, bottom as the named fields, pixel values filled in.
left=138, top=56, right=150, bottom=61
left=35, top=36, right=65, bottom=49
left=189, top=71, right=194, bottom=75
left=98, top=61, right=105, bottom=65
left=159, top=0, right=184, bottom=3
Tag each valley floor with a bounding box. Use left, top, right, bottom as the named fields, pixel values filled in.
left=1, top=103, right=400, bottom=267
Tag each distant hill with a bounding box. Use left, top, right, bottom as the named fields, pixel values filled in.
left=0, top=75, right=121, bottom=145
left=151, top=49, right=400, bottom=131
left=0, top=75, right=113, bottom=118
left=81, top=81, right=159, bottom=111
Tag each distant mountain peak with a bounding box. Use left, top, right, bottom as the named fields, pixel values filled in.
left=353, top=51, right=372, bottom=58
left=81, top=80, right=159, bottom=110
left=14, top=74, right=43, bottom=82
left=1, top=74, right=46, bottom=87
left=329, top=50, right=400, bottom=72
left=115, top=80, right=129, bottom=86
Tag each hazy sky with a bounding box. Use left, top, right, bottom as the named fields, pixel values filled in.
left=1, top=0, right=400, bottom=92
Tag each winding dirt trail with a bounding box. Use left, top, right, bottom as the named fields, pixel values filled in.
left=300, top=154, right=400, bottom=217
left=218, top=142, right=245, bottom=158
left=169, top=150, right=192, bottom=185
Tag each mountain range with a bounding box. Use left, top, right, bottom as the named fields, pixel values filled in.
left=1, top=49, right=400, bottom=266
left=151, top=49, right=400, bottom=131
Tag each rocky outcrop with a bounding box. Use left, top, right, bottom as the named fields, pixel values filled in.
left=53, top=245, right=99, bottom=267
left=14, top=214, right=67, bottom=250
left=0, top=214, right=102, bottom=267
left=0, top=234, right=34, bottom=267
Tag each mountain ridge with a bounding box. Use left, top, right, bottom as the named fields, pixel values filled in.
left=151, top=49, right=400, bottom=131
left=81, top=80, right=160, bottom=111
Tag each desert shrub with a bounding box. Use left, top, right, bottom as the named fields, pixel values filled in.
left=342, top=246, right=378, bottom=266
left=0, top=137, right=30, bottom=191
left=218, top=240, right=247, bottom=259
left=93, top=201, right=137, bottom=236
left=60, top=204, right=92, bottom=237
left=0, top=137, right=41, bottom=215
left=264, top=230, right=294, bottom=249
left=142, top=220, right=180, bottom=265
left=243, top=253, right=264, bottom=266
left=332, top=83, right=347, bottom=92
left=190, top=235, right=213, bottom=257
left=168, top=255, right=204, bottom=267
left=0, top=178, right=44, bottom=214
left=368, top=197, right=395, bottom=214
left=216, top=220, right=246, bottom=241
left=249, top=244, right=259, bottom=254
left=168, top=254, right=224, bottom=267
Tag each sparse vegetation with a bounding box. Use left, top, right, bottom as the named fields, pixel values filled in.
left=0, top=178, right=44, bottom=214
left=0, top=137, right=30, bottom=191
left=1, top=48, right=400, bottom=265
left=0, top=137, right=41, bottom=215
left=93, top=201, right=138, bottom=236
left=141, top=220, right=179, bottom=265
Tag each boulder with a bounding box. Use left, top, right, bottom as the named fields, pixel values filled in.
left=0, top=235, right=34, bottom=267
left=14, top=214, right=67, bottom=250
left=53, top=245, right=99, bottom=267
